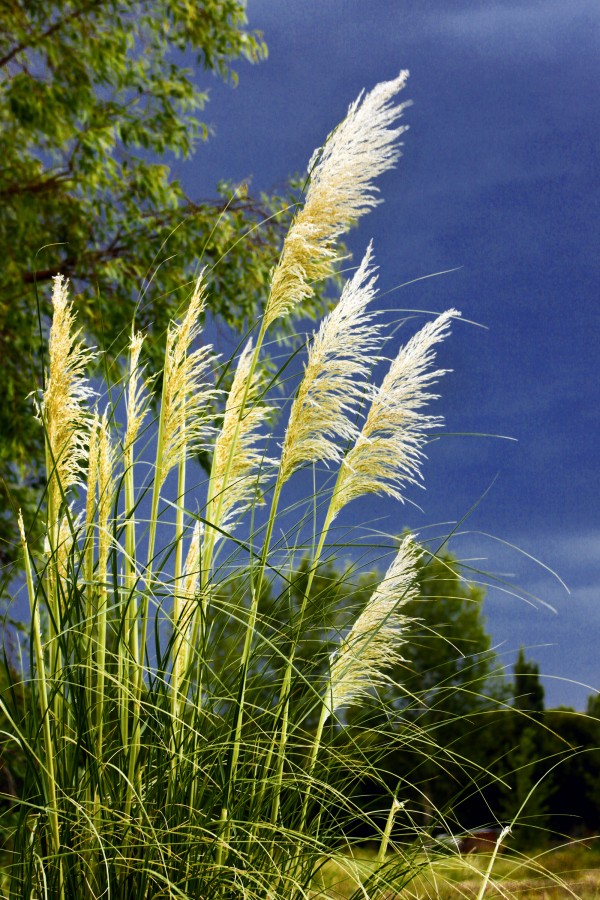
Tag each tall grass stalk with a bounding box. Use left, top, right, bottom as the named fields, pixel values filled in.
left=2, top=73, right=524, bottom=899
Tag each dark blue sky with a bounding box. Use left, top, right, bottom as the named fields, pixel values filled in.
left=181, top=1, right=599, bottom=708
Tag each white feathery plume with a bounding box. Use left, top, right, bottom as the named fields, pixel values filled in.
left=123, top=332, right=150, bottom=593
left=84, top=412, right=116, bottom=585
left=124, top=330, right=152, bottom=453
left=159, top=277, right=218, bottom=487
left=55, top=514, right=79, bottom=585
left=324, top=535, right=421, bottom=717
left=173, top=520, right=203, bottom=687
left=96, top=411, right=116, bottom=582
left=264, top=71, right=410, bottom=329
left=330, top=309, right=459, bottom=520
left=181, top=520, right=203, bottom=604
left=279, top=243, right=382, bottom=483
left=42, top=275, right=96, bottom=523
left=85, top=413, right=100, bottom=545
left=207, top=338, right=275, bottom=536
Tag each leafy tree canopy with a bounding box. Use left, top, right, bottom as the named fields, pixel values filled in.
left=0, top=1, right=330, bottom=567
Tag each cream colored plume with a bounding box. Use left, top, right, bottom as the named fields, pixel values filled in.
left=330, top=309, right=459, bottom=519
left=207, top=339, right=274, bottom=535
left=279, top=243, right=381, bottom=483
left=43, top=275, right=95, bottom=522
left=324, top=535, right=421, bottom=717
left=55, top=514, right=78, bottom=585
left=124, top=330, right=151, bottom=453
left=159, top=277, right=217, bottom=486
left=84, top=411, right=115, bottom=585
left=96, top=411, right=116, bottom=581
left=181, top=520, right=202, bottom=601
left=173, top=520, right=203, bottom=686
left=85, top=413, right=100, bottom=541
left=263, top=71, right=410, bottom=329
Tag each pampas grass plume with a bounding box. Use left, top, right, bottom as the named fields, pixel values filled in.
left=159, top=277, right=217, bottom=485
left=173, top=520, right=203, bottom=688
left=207, top=338, right=274, bottom=536
left=125, top=329, right=151, bottom=453
left=280, top=242, right=382, bottom=483
left=43, top=275, right=95, bottom=525
left=330, top=308, right=460, bottom=519
left=325, top=534, right=421, bottom=716
left=264, top=71, right=410, bottom=329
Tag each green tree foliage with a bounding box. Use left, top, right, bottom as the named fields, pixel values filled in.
left=322, top=555, right=599, bottom=845
left=493, top=649, right=547, bottom=842
left=0, top=1, right=328, bottom=566
left=451, top=686, right=600, bottom=846
left=541, top=708, right=600, bottom=839
left=498, top=724, right=553, bottom=848
left=586, top=691, right=600, bottom=718
left=199, top=561, right=600, bottom=845
left=513, top=646, right=545, bottom=714
left=477, top=703, right=600, bottom=849
left=373, top=627, right=600, bottom=843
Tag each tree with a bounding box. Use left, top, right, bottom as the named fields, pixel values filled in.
left=542, top=708, right=600, bottom=839
left=498, top=724, right=553, bottom=849
left=586, top=692, right=600, bottom=718
left=0, top=2, right=330, bottom=566
left=513, top=646, right=545, bottom=714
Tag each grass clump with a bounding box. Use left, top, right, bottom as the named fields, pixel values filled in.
left=0, top=71, right=558, bottom=899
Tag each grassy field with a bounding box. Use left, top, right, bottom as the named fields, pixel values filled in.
left=2, top=839, right=599, bottom=899
left=314, top=841, right=600, bottom=899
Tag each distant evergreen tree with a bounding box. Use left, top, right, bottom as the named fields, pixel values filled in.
left=499, top=725, right=553, bottom=849
left=542, top=708, right=600, bottom=838
left=586, top=692, right=600, bottom=718
left=513, top=646, right=545, bottom=714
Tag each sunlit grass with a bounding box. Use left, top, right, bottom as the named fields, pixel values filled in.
left=315, top=841, right=600, bottom=899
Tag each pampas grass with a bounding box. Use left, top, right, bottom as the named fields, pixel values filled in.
left=264, top=71, right=410, bottom=329
left=0, top=73, right=539, bottom=900
left=324, top=535, right=422, bottom=719
left=42, top=274, right=95, bottom=527
left=279, top=241, right=381, bottom=483
left=206, top=337, right=274, bottom=541
left=330, top=307, right=459, bottom=520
